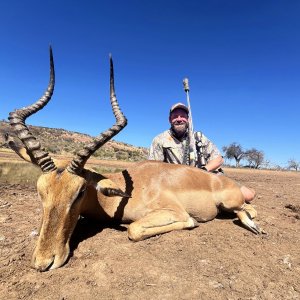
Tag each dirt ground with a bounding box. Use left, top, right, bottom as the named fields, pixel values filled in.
left=0, top=167, right=299, bottom=300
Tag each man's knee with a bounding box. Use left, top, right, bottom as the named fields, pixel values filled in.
left=240, top=186, right=256, bottom=203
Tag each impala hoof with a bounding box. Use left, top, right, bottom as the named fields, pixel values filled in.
left=236, top=210, right=262, bottom=235
left=187, top=217, right=199, bottom=229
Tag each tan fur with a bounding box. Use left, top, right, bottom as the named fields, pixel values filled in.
left=10, top=153, right=260, bottom=271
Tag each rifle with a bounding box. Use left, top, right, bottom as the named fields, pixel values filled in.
left=183, top=78, right=206, bottom=168
left=183, top=78, right=196, bottom=166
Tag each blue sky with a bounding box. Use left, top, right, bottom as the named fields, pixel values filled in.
left=0, top=0, right=299, bottom=167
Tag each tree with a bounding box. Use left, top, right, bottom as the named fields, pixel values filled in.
left=222, top=143, right=244, bottom=167
left=287, top=159, right=299, bottom=171
left=244, top=148, right=264, bottom=169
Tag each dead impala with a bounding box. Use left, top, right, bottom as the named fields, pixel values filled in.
left=6, top=48, right=261, bottom=271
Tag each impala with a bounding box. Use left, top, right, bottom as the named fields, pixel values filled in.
left=6, top=48, right=261, bottom=271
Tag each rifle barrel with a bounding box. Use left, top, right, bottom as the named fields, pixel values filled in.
left=183, top=78, right=196, bottom=166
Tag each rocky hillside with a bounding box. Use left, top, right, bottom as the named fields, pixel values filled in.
left=0, top=121, right=148, bottom=162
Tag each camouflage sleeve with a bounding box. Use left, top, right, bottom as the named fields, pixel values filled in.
left=148, top=136, right=165, bottom=161
left=201, top=133, right=222, bottom=162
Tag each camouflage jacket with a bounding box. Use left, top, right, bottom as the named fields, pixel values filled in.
left=148, top=129, right=222, bottom=166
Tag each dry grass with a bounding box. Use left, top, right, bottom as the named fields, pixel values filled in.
left=0, top=162, right=42, bottom=185
left=0, top=161, right=123, bottom=186
left=91, top=165, right=125, bottom=174
left=0, top=148, right=12, bottom=153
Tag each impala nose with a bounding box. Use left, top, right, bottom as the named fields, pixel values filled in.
left=31, top=243, right=70, bottom=271
left=31, top=255, right=55, bottom=272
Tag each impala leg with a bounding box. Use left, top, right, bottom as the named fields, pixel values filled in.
left=128, top=209, right=198, bottom=241
left=218, top=190, right=261, bottom=234
left=235, top=204, right=261, bottom=234
left=243, top=203, right=257, bottom=219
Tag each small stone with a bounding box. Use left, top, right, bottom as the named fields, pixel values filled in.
left=209, top=280, right=224, bottom=289
left=30, top=229, right=39, bottom=237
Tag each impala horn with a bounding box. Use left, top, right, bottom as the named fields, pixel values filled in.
left=8, top=46, right=57, bottom=173
left=67, top=55, right=127, bottom=175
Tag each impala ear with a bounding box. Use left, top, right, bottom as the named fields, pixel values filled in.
left=96, top=178, right=130, bottom=198
left=4, top=133, right=37, bottom=164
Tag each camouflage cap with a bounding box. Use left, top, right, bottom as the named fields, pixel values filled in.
left=169, top=103, right=189, bottom=115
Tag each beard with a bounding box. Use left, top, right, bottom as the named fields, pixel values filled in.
left=171, top=122, right=188, bottom=138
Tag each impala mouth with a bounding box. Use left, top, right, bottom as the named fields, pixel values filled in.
left=49, top=252, right=70, bottom=270
left=32, top=255, right=55, bottom=272
left=32, top=246, right=70, bottom=271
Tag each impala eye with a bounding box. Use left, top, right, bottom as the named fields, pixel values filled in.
left=69, top=187, right=86, bottom=210
left=73, top=187, right=86, bottom=205
left=77, top=188, right=86, bottom=200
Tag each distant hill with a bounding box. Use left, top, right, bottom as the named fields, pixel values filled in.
left=0, top=120, right=148, bottom=162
